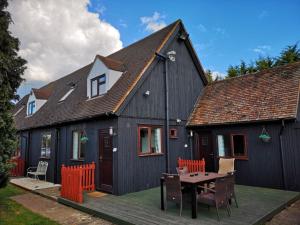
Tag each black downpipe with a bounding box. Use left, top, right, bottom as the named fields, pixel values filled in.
left=54, top=128, right=60, bottom=184
left=279, top=120, right=287, bottom=189
left=164, top=58, right=170, bottom=174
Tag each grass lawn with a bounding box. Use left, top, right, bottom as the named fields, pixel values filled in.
left=0, top=183, right=59, bottom=225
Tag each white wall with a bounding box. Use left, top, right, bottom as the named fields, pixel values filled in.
left=27, top=92, right=47, bottom=116
left=86, top=57, right=122, bottom=98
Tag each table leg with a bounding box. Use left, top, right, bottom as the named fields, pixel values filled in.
left=160, top=178, right=165, bottom=210
left=191, top=184, right=197, bottom=218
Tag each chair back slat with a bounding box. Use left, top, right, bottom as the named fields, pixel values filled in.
left=218, top=158, right=235, bottom=174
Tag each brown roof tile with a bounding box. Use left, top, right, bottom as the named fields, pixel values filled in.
left=187, top=62, right=300, bottom=126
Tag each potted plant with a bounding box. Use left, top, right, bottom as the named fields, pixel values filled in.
left=80, top=130, right=88, bottom=144
left=259, top=127, right=271, bottom=143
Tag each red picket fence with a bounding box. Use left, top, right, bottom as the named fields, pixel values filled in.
left=10, top=157, right=25, bottom=176
left=178, top=158, right=205, bottom=173
left=61, top=162, right=95, bottom=203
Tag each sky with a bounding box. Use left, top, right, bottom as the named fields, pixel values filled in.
left=7, top=0, right=300, bottom=98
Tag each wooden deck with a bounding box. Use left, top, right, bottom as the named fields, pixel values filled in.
left=58, top=185, right=300, bottom=225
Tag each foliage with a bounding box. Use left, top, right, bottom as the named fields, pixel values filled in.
left=225, top=44, right=300, bottom=78
left=0, top=0, right=26, bottom=184
left=0, top=184, right=59, bottom=225
left=205, top=69, right=222, bottom=84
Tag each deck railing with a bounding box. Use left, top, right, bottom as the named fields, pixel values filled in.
left=178, top=158, right=205, bottom=173
left=9, top=157, right=25, bottom=177
left=61, top=162, right=95, bottom=203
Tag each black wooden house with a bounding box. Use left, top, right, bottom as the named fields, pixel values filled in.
left=13, top=20, right=208, bottom=195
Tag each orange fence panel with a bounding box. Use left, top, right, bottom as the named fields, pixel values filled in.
left=178, top=158, right=205, bottom=173
left=9, top=157, right=25, bottom=177
left=60, top=162, right=95, bottom=203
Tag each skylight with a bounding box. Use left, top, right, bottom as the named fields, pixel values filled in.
left=13, top=106, right=24, bottom=117
left=59, top=88, right=75, bottom=102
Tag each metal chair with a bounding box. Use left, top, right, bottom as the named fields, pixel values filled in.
left=27, top=161, right=48, bottom=181
left=163, top=173, right=183, bottom=216
left=198, top=178, right=231, bottom=221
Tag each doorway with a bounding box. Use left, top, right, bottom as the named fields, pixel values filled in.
left=194, top=132, right=215, bottom=171
left=98, top=129, right=113, bottom=192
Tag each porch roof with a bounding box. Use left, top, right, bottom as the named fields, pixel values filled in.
left=187, top=62, right=300, bottom=127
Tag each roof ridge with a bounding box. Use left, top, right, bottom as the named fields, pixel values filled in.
left=108, top=19, right=181, bottom=58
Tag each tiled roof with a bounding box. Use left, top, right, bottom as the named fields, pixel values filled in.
left=32, top=85, right=53, bottom=99
left=187, top=62, right=300, bottom=126
left=13, top=20, right=185, bottom=130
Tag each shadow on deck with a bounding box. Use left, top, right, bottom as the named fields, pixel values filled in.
left=58, top=185, right=300, bottom=225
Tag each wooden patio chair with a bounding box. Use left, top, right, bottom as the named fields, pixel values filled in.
left=198, top=178, right=231, bottom=221
left=176, top=166, right=188, bottom=175
left=27, top=161, right=48, bottom=181
left=163, top=173, right=183, bottom=216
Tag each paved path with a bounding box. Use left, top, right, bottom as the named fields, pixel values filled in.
left=266, top=199, right=300, bottom=225
left=11, top=193, right=112, bottom=225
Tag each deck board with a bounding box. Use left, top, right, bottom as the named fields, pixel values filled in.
left=58, top=185, right=300, bottom=225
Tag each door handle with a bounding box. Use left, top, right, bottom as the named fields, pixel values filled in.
left=99, top=156, right=103, bottom=160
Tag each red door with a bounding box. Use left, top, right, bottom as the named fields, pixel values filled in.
left=195, top=132, right=215, bottom=172
left=99, top=129, right=113, bottom=192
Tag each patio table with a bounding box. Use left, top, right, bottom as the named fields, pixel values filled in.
left=160, top=172, right=226, bottom=219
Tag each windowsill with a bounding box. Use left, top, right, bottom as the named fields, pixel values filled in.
left=217, top=156, right=248, bottom=160
left=170, top=136, right=178, bottom=139
left=138, top=153, right=164, bottom=157
left=86, top=94, right=105, bottom=101
left=40, top=157, right=51, bottom=160
left=70, top=159, right=85, bottom=162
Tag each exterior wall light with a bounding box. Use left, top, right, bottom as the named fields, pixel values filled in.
left=143, top=90, right=150, bottom=97
left=167, top=51, right=176, bottom=62
left=176, top=118, right=181, bottom=123
left=109, top=126, right=114, bottom=136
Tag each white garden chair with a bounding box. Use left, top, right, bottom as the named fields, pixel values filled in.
left=27, top=161, right=48, bottom=181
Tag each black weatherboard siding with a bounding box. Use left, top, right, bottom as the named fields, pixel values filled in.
left=116, top=28, right=205, bottom=194
left=193, top=120, right=300, bottom=191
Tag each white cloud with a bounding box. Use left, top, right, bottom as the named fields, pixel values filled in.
left=196, top=24, right=207, bottom=32
left=253, top=45, right=271, bottom=54
left=140, top=12, right=166, bottom=33
left=213, top=27, right=226, bottom=35
left=211, top=71, right=226, bottom=79
left=8, top=0, right=122, bottom=86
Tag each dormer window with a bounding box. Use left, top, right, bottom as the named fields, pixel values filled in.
left=27, top=101, right=36, bottom=115
left=91, top=74, right=106, bottom=97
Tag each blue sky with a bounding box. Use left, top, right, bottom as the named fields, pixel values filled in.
left=9, top=0, right=300, bottom=97
left=89, top=0, right=300, bottom=75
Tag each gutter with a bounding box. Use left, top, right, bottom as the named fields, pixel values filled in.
left=279, top=119, right=287, bottom=190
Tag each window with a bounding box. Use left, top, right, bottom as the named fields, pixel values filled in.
left=91, top=74, right=106, bottom=97
left=170, top=128, right=178, bottom=139
left=59, top=88, right=75, bottom=102
left=216, top=134, right=247, bottom=159
left=138, top=126, right=162, bottom=155
left=28, top=101, right=35, bottom=115
left=72, top=131, right=86, bottom=160
left=231, top=134, right=247, bottom=158
left=41, top=133, right=51, bottom=158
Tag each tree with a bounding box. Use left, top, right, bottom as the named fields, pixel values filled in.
left=225, top=44, right=300, bottom=78
left=0, top=0, right=26, bottom=187
left=276, top=44, right=300, bottom=66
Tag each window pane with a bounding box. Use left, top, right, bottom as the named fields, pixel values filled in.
left=41, top=133, right=51, bottom=158
left=99, top=75, right=106, bottom=83
left=217, top=135, right=225, bottom=157
left=99, top=83, right=106, bottom=95
left=80, top=142, right=85, bottom=159
left=151, top=128, right=161, bottom=153
left=140, top=128, right=149, bottom=153
left=73, top=132, right=79, bottom=159
left=233, top=135, right=246, bottom=156
left=91, top=79, right=98, bottom=96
